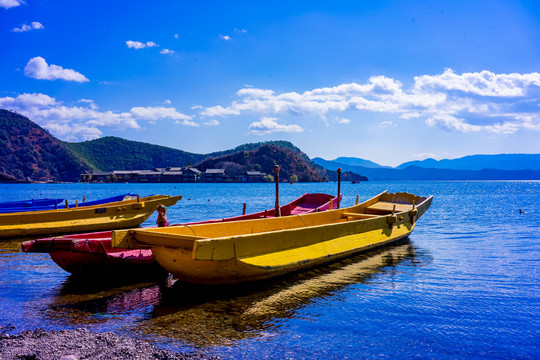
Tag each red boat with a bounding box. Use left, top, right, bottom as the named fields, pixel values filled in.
left=22, top=193, right=340, bottom=277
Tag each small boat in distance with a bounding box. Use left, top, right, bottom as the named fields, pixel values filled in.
left=22, top=193, right=339, bottom=276
left=2, top=194, right=182, bottom=239
left=0, top=194, right=136, bottom=213
left=112, top=191, right=432, bottom=285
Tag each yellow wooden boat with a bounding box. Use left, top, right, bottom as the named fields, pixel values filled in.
left=112, top=191, right=432, bottom=285
left=0, top=194, right=182, bottom=239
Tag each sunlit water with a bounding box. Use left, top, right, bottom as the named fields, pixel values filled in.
left=0, top=181, right=538, bottom=359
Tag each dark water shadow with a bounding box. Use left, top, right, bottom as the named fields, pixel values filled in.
left=0, top=239, right=26, bottom=253
left=42, top=239, right=432, bottom=347
left=41, top=273, right=169, bottom=326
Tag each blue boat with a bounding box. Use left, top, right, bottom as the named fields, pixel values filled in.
left=0, top=198, right=64, bottom=209
left=0, top=194, right=137, bottom=213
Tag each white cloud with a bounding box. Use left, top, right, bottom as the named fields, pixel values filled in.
left=164, top=99, right=171, bottom=104
left=174, top=33, right=179, bottom=39
left=176, top=119, right=199, bottom=127
left=0, top=0, right=22, bottom=9
left=126, top=40, right=159, bottom=49
left=126, top=41, right=145, bottom=49
left=400, top=112, right=421, bottom=119
left=0, top=93, right=196, bottom=140
left=203, top=119, right=220, bottom=126
left=46, top=122, right=103, bottom=141
left=78, top=98, right=97, bottom=110
left=220, top=35, right=231, bottom=41
left=201, top=69, right=540, bottom=134
left=380, top=121, right=397, bottom=128
left=160, top=48, right=174, bottom=55
left=248, top=117, right=303, bottom=135
left=414, top=69, right=540, bottom=97
left=130, top=106, right=192, bottom=121
left=0, top=93, right=57, bottom=108
left=335, top=117, right=351, bottom=124
left=12, top=22, right=44, bottom=32
left=24, top=57, right=89, bottom=82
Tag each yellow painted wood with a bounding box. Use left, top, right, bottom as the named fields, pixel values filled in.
left=0, top=195, right=181, bottom=238
left=341, top=212, right=379, bottom=219
left=239, top=223, right=413, bottom=267
left=367, top=202, right=413, bottom=213
left=113, top=191, right=432, bottom=285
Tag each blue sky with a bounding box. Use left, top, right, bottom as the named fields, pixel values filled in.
left=1, top=0, right=540, bottom=166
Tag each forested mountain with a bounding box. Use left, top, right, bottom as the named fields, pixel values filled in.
left=0, top=109, right=336, bottom=182
left=0, top=109, right=88, bottom=182
left=65, top=137, right=206, bottom=171
left=195, top=143, right=328, bottom=182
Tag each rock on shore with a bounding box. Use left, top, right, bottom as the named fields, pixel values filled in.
left=0, top=326, right=214, bottom=360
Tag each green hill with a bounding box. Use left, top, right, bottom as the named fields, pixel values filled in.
left=65, top=137, right=206, bottom=171
left=207, top=141, right=313, bottom=163
left=195, top=143, right=328, bottom=182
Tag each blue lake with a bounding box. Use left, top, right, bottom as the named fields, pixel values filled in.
left=0, top=181, right=538, bottom=359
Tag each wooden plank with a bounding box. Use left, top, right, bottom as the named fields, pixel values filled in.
left=366, top=202, right=412, bottom=213
left=341, top=212, right=380, bottom=219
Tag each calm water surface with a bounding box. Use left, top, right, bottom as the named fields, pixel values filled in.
left=0, top=181, right=538, bottom=359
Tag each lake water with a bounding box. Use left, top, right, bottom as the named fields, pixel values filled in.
left=0, top=181, right=538, bottom=359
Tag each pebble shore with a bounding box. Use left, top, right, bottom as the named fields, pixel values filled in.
left=0, top=326, right=215, bottom=360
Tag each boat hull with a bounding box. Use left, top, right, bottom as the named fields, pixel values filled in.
left=113, top=191, right=433, bottom=285
left=152, top=222, right=414, bottom=284
left=49, top=249, right=165, bottom=276
left=2, top=195, right=181, bottom=239
left=22, top=193, right=336, bottom=276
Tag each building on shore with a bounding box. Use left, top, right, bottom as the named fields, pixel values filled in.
left=80, top=167, right=269, bottom=183
left=204, top=168, right=226, bottom=182
left=162, top=171, right=183, bottom=183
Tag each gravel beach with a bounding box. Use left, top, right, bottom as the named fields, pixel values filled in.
left=0, top=326, right=215, bottom=360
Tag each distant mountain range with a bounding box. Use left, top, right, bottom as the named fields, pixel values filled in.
left=326, top=157, right=391, bottom=169
left=1, top=109, right=539, bottom=182
left=395, top=154, right=540, bottom=171
left=313, top=155, right=540, bottom=181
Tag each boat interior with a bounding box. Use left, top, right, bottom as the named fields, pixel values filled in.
left=113, top=192, right=428, bottom=250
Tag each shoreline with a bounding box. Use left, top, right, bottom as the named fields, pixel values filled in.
left=0, top=326, right=215, bottom=360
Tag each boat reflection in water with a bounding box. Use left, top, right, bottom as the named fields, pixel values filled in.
left=45, top=240, right=429, bottom=347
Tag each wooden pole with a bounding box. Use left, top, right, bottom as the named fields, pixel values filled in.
left=337, top=167, right=342, bottom=209
left=243, top=203, right=247, bottom=215
left=274, top=165, right=281, bottom=217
